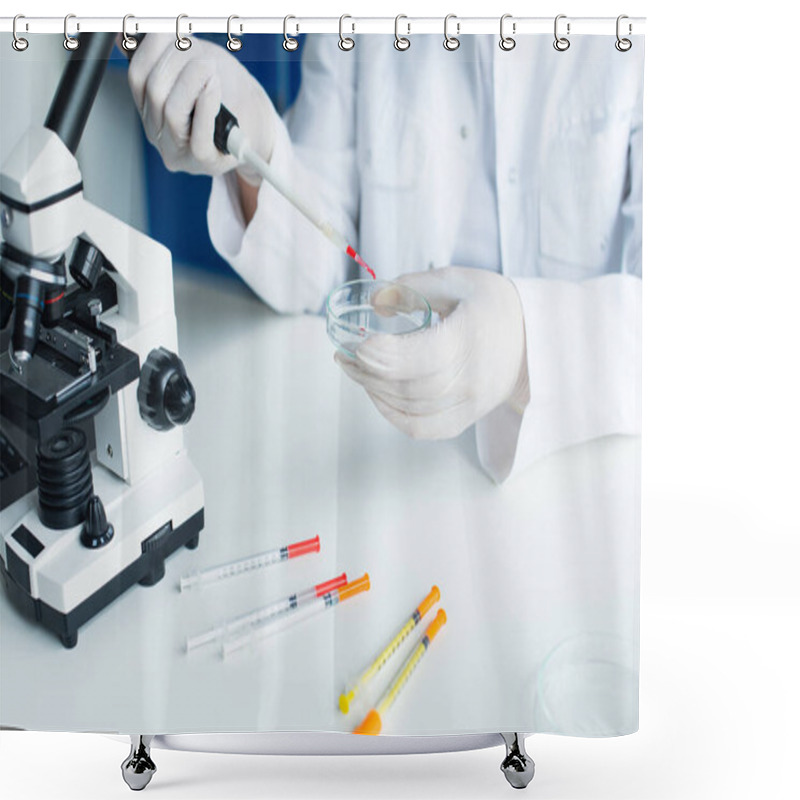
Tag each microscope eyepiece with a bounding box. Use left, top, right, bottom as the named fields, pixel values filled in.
left=69, top=238, right=105, bottom=290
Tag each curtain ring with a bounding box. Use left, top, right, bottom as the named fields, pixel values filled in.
left=615, top=15, right=632, bottom=51
left=12, top=14, right=28, bottom=52
left=227, top=15, right=242, bottom=51
left=499, top=14, right=516, bottom=51
left=553, top=14, right=570, bottom=51
left=63, top=14, right=79, bottom=51
left=443, top=14, right=460, bottom=51
left=175, top=14, right=192, bottom=50
left=121, top=14, right=138, bottom=52
left=394, top=15, right=410, bottom=51
left=339, top=15, right=355, bottom=51
left=283, top=15, right=299, bottom=51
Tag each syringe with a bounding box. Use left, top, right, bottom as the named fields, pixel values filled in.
left=339, top=585, right=440, bottom=714
left=222, top=573, right=371, bottom=659
left=353, top=608, right=447, bottom=735
left=185, top=572, right=348, bottom=653
left=179, top=535, right=320, bottom=592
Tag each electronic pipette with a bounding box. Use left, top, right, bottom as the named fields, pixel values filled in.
left=121, top=36, right=374, bottom=279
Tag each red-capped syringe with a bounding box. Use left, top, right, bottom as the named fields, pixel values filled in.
left=179, top=535, right=320, bottom=592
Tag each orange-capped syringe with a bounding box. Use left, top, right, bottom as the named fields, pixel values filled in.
left=185, top=573, right=348, bottom=653
left=222, top=573, right=371, bottom=659
left=353, top=608, right=447, bottom=736
left=340, top=585, right=440, bottom=714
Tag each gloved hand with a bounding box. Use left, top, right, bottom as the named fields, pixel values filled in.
left=126, top=35, right=278, bottom=183
left=335, top=267, right=530, bottom=440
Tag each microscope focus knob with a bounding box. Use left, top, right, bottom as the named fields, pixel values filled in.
left=81, top=494, right=114, bottom=549
left=138, top=347, right=196, bottom=431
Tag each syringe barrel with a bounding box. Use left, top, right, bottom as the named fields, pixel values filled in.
left=221, top=574, right=368, bottom=658
left=375, top=609, right=447, bottom=716
left=222, top=596, right=332, bottom=658
left=342, top=586, right=440, bottom=711
left=179, top=550, right=282, bottom=591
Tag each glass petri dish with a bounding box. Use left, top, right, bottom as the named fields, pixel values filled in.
left=326, top=279, right=432, bottom=359
left=533, top=632, right=639, bottom=736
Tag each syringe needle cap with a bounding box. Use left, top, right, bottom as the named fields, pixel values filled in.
left=353, top=709, right=382, bottom=736
left=339, top=690, right=355, bottom=715
left=287, top=535, right=320, bottom=558
left=316, top=572, right=347, bottom=596
left=425, top=608, right=447, bottom=642
left=339, top=573, right=370, bottom=602
left=417, top=585, right=440, bottom=618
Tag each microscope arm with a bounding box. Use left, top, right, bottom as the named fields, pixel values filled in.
left=79, top=201, right=177, bottom=332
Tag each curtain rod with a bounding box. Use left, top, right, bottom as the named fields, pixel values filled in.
left=1, top=16, right=646, bottom=37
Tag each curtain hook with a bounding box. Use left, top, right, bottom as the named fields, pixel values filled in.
left=616, top=15, right=632, bottom=51
left=121, top=14, right=139, bottom=52
left=394, top=15, right=410, bottom=51
left=63, top=13, right=79, bottom=51
left=283, top=15, right=299, bottom=51
left=444, top=14, right=460, bottom=51
left=12, top=14, right=29, bottom=51
left=499, top=14, right=516, bottom=51
left=339, top=14, right=355, bottom=51
left=176, top=14, right=192, bottom=51
left=554, top=14, right=570, bottom=51
left=227, top=15, right=242, bottom=51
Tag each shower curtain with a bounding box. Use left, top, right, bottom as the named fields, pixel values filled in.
left=0, top=27, right=643, bottom=740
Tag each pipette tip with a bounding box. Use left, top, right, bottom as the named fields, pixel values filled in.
left=346, top=245, right=376, bottom=280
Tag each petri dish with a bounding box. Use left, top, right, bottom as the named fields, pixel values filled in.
left=533, top=632, right=639, bottom=736
left=326, top=279, right=431, bottom=358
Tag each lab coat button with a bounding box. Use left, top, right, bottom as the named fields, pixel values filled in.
left=460, top=125, right=469, bottom=140
left=428, top=261, right=435, bottom=270
left=508, top=167, right=518, bottom=184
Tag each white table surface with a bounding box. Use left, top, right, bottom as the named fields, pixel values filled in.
left=1, top=268, right=640, bottom=736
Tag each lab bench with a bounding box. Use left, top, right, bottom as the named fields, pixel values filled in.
left=0, top=266, right=639, bottom=737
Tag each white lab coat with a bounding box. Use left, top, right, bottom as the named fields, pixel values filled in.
left=208, top=35, right=643, bottom=482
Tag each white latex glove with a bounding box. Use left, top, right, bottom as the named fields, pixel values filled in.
left=335, top=267, right=530, bottom=440
left=127, top=34, right=277, bottom=184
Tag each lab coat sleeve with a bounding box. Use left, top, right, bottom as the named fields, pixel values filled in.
left=206, top=36, right=358, bottom=314
left=475, top=274, right=642, bottom=483
left=476, top=99, right=643, bottom=483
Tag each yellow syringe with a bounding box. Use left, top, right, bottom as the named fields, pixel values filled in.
left=353, top=608, right=447, bottom=736
left=340, top=585, right=440, bottom=714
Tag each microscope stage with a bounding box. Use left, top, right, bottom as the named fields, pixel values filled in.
left=0, top=348, right=91, bottom=403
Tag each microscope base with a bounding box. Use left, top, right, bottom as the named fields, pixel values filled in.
left=1, top=508, right=203, bottom=649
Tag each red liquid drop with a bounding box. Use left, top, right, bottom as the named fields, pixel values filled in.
left=346, top=245, right=376, bottom=280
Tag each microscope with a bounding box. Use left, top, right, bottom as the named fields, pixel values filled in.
left=0, top=33, right=204, bottom=648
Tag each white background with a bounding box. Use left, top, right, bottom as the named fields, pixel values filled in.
left=1, top=0, right=798, bottom=798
